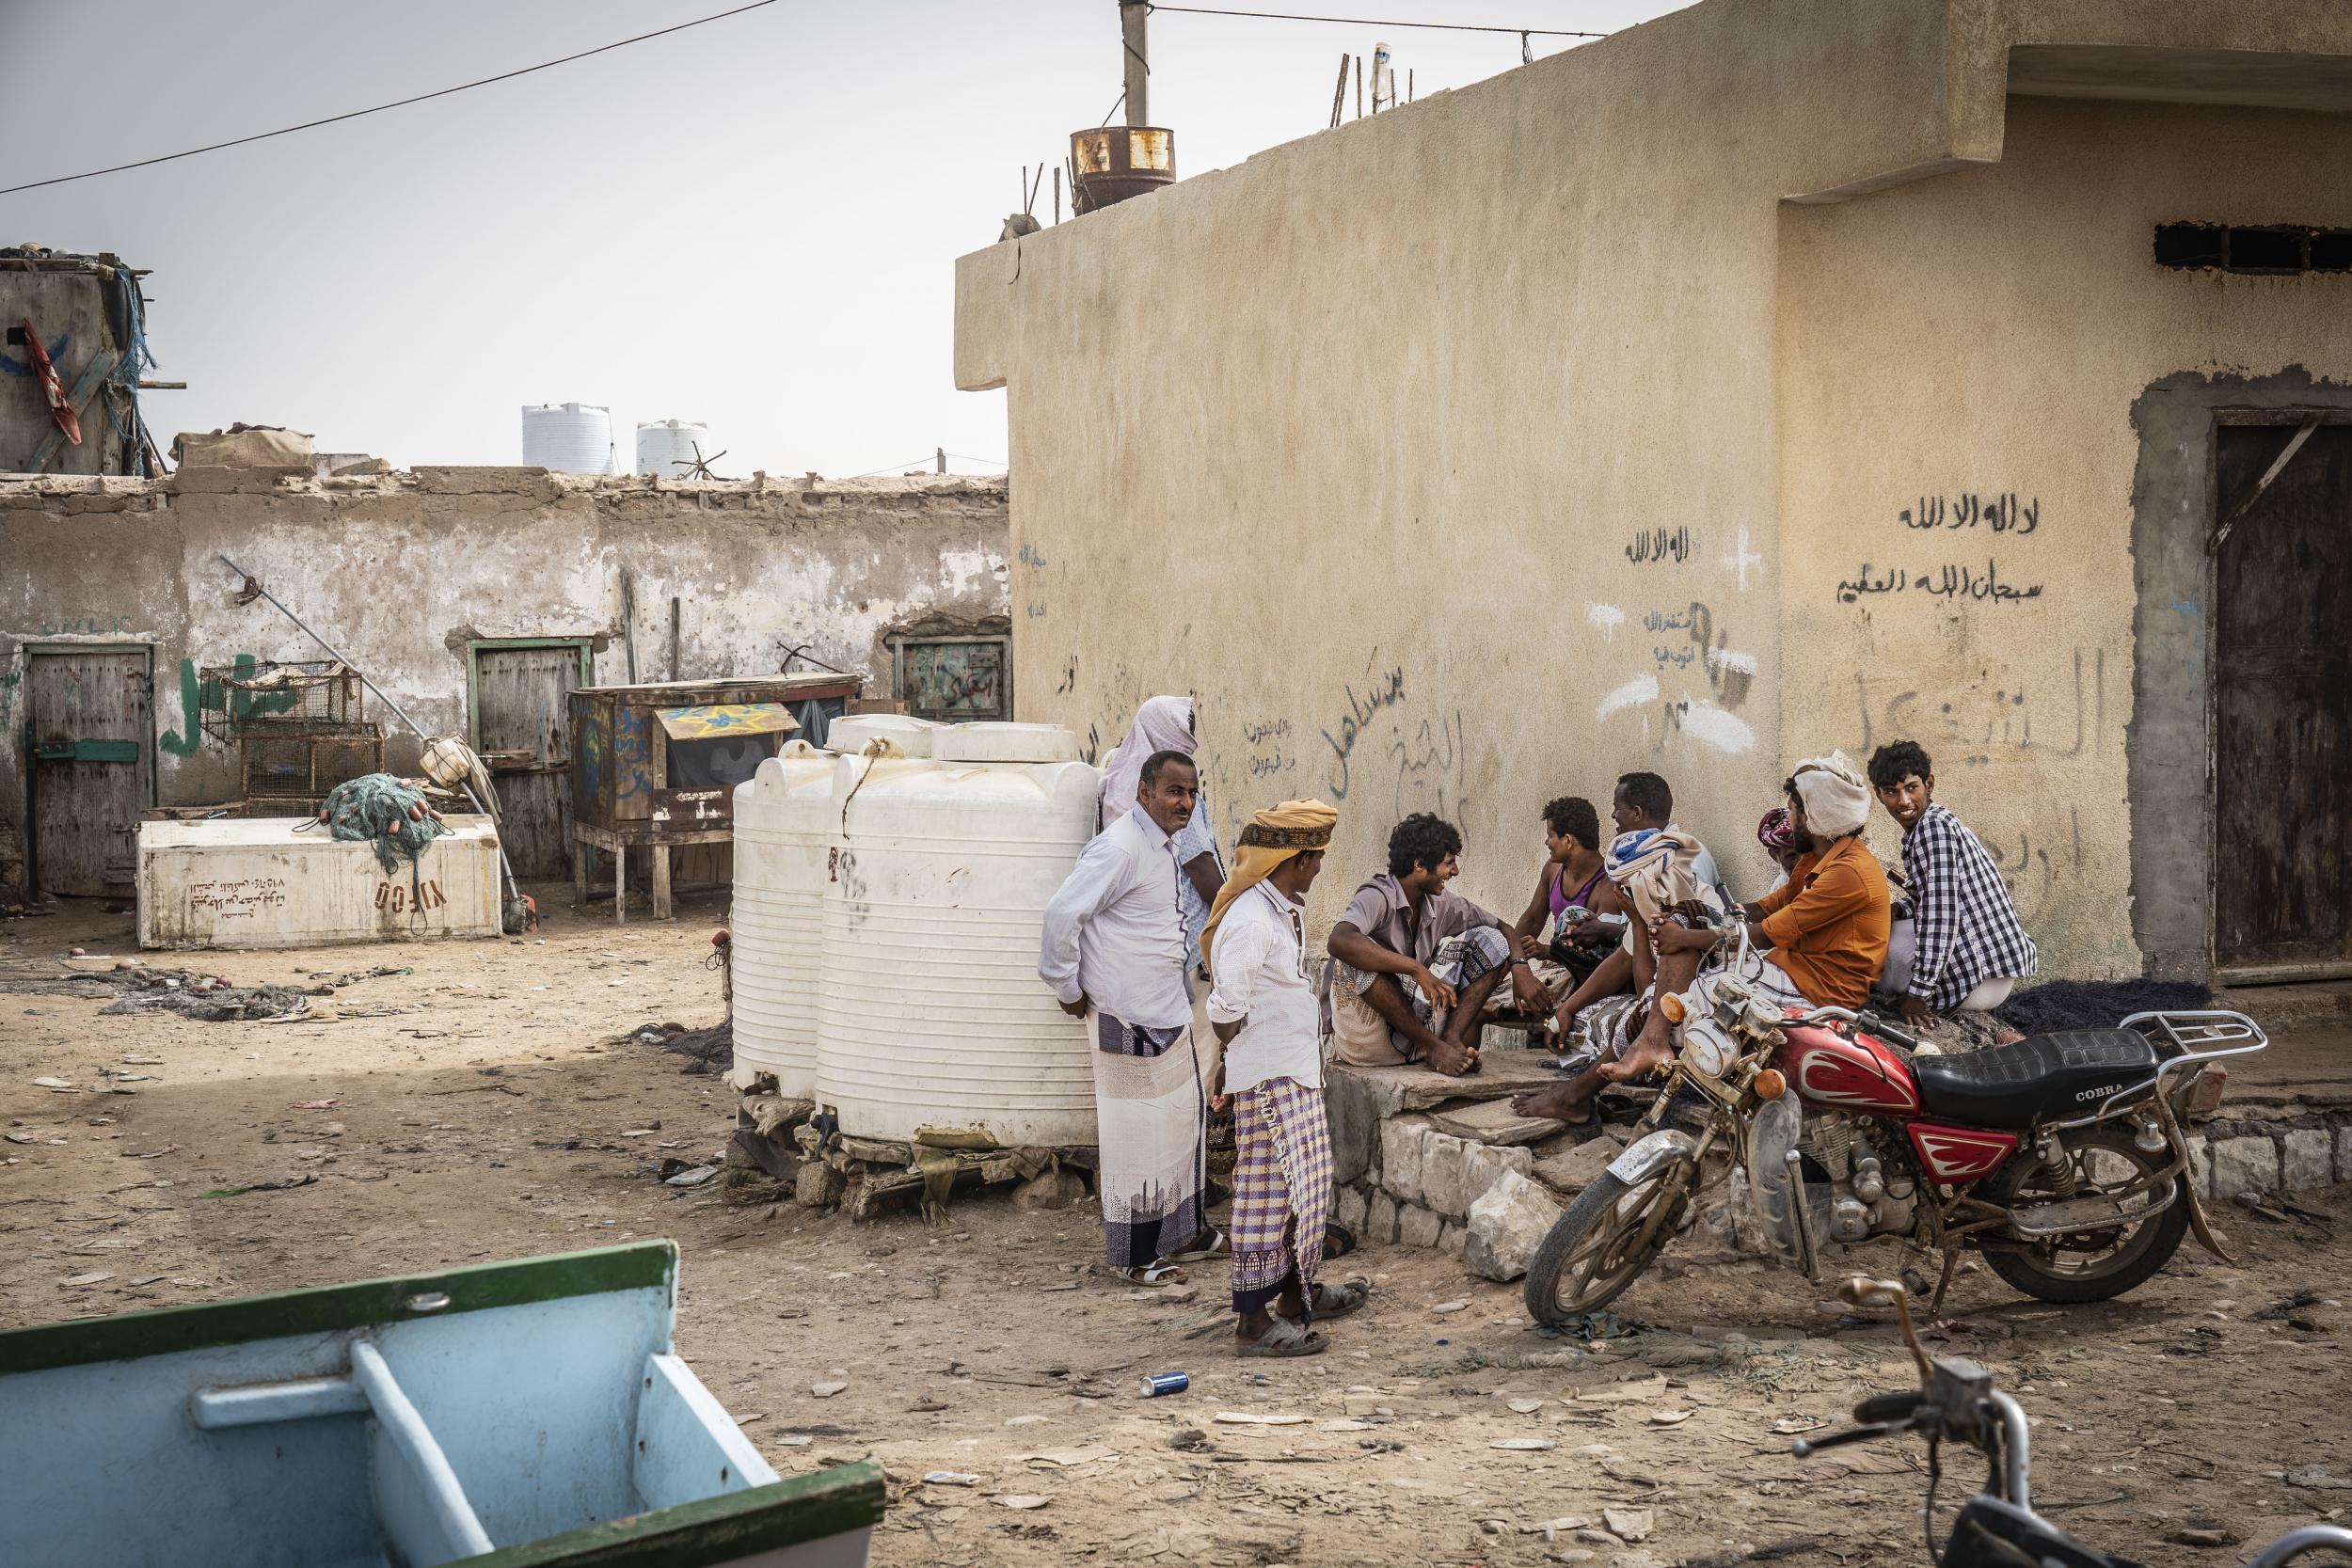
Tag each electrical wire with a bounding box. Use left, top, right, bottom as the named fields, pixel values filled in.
left=1148, top=4, right=1608, bottom=39
left=0, top=0, right=782, bottom=197
left=843, top=456, right=942, bottom=480
left=945, top=452, right=1009, bottom=468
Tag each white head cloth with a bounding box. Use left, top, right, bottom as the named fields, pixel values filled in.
left=1098, top=694, right=1195, bottom=831
left=1791, top=750, right=1871, bottom=838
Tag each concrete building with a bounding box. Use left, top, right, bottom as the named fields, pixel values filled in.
left=956, top=0, right=2352, bottom=986
left=0, top=467, right=1008, bottom=898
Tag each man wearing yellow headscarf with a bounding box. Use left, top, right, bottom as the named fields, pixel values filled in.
left=1201, top=800, right=1368, bottom=1357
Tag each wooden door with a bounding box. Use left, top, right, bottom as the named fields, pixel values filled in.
left=27, top=647, right=152, bottom=895
left=2215, top=424, right=2352, bottom=974
left=473, top=645, right=584, bottom=879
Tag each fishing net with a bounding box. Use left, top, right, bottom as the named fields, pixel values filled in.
left=322, top=773, right=447, bottom=890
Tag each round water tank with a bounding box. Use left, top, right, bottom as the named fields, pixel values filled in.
left=636, top=419, right=712, bottom=478
left=730, top=741, right=834, bottom=1096
left=824, top=713, right=945, bottom=758
left=521, top=403, right=615, bottom=474
left=815, top=730, right=1101, bottom=1147
left=933, top=722, right=1083, bottom=765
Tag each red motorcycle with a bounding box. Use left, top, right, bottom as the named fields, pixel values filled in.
left=1524, top=920, right=2265, bottom=1326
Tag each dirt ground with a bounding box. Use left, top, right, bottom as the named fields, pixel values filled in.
left=5, top=889, right=2350, bottom=1568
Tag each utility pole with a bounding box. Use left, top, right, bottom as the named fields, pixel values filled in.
left=1120, top=0, right=1149, bottom=126
left=936, top=447, right=946, bottom=474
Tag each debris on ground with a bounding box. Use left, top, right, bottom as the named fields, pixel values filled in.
left=622, top=1018, right=733, bottom=1072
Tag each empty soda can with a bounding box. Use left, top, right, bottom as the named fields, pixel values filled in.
left=1138, top=1371, right=1190, bottom=1398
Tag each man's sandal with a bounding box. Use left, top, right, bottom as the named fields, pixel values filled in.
left=1110, top=1261, right=1187, bottom=1287
left=1163, top=1228, right=1230, bottom=1263
left=1237, top=1316, right=1327, bottom=1358
left=1308, top=1277, right=1371, bottom=1318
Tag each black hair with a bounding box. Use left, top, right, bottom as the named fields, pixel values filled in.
left=1543, top=796, right=1600, bottom=849
left=1614, top=771, right=1673, bottom=823
left=1867, top=740, right=1933, bottom=791
left=1138, top=749, right=1197, bottom=789
left=1387, top=813, right=1463, bottom=879
left=1783, top=774, right=1804, bottom=811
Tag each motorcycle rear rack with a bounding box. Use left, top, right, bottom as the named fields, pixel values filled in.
left=2035, top=1010, right=2263, bottom=1132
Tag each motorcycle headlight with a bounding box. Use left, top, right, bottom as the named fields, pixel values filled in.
left=1679, top=1018, right=1734, bottom=1079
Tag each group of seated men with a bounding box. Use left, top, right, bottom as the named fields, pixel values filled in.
left=1319, top=742, right=2038, bottom=1128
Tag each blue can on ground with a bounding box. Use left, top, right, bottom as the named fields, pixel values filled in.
left=1139, top=1371, right=1190, bottom=1398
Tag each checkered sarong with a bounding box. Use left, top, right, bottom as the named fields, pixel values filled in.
left=1228, top=1075, right=1331, bottom=1318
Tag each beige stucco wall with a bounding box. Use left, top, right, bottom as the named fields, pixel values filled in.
left=1777, top=96, right=2352, bottom=980
left=957, top=0, right=2352, bottom=960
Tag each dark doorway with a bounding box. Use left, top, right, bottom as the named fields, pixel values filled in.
left=2214, top=423, right=2352, bottom=975
left=27, top=645, right=153, bottom=896
left=470, top=641, right=589, bottom=879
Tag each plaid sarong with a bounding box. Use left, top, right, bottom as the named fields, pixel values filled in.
left=1091, top=1011, right=1207, bottom=1270
left=1228, top=1075, right=1332, bottom=1318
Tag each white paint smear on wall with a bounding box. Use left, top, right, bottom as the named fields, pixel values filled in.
left=1585, top=603, right=1625, bottom=641
left=1677, top=697, right=1756, bottom=753
left=1596, top=673, right=1658, bottom=720
left=1706, top=647, right=1759, bottom=675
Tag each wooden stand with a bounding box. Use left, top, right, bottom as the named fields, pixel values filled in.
left=571, top=822, right=730, bottom=923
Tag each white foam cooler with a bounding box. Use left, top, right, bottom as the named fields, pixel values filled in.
left=136, top=816, right=503, bottom=949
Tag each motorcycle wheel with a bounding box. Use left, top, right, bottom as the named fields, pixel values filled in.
left=1980, top=1126, right=2192, bottom=1304
left=1522, top=1158, right=1694, bottom=1328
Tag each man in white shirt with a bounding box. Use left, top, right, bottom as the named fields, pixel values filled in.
left=1200, top=799, right=1368, bottom=1357
left=1040, top=749, right=1220, bottom=1285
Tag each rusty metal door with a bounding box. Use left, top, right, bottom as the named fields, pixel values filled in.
left=471, top=643, right=586, bottom=879
left=27, top=646, right=152, bottom=895
left=2215, top=424, right=2352, bottom=975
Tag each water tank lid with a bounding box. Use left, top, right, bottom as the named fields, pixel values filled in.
left=825, top=714, right=944, bottom=758
left=933, top=722, right=1083, bottom=765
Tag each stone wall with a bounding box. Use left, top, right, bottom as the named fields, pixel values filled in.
left=0, top=467, right=1009, bottom=829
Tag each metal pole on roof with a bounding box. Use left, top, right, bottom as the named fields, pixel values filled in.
left=1120, top=0, right=1150, bottom=127
left=214, top=553, right=527, bottom=914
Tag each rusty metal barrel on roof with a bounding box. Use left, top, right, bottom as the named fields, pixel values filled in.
left=1069, top=126, right=1175, bottom=214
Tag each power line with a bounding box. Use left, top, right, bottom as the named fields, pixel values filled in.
left=0, top=0, right=782, bottom=197
left=843, top=455, right=942, bottom=480
left=946, top=452, right=1009, bottom=468
left=1148, top=5, right=1609, bottom=39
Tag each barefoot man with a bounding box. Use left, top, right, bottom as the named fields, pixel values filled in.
left=1327, top=813, right=1547, bottom=1077
left=1201, top=799, right=1369, bottom=1357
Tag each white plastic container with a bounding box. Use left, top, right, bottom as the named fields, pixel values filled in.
left=822, top=713, right=944, bottom=758
left=636, top=419, right=711, bottom=477
left=521, top=403, right=615, bottom=475
left=729, top=741, right=834, bottom=1096
left=813, top=723, right=1099, bottom=1147
left=137, top=816, right=502, bottom=949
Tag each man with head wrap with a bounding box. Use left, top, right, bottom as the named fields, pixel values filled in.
left=1651, top=751, right=1893, bottom=1042
left=1202, top=800, right=1367, bottom=1356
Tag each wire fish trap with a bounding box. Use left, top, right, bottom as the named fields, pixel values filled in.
left=198, top=660, right=365, bottom=741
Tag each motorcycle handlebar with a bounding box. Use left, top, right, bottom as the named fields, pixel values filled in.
left=1852, top=1389, right=1927, bottom=1426
left=1788, top=1421, right=1900, bottom=1458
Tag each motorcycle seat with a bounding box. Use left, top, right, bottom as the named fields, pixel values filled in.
left=1911, top=1029, right=2159, bottom=1132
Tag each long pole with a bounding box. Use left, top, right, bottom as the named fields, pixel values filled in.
left=1120, top=0, right=1149, bottom=126
left=215, top=554, right=525, bottom=909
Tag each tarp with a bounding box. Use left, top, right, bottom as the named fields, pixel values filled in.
left=655, top=703, right=799, bottom=740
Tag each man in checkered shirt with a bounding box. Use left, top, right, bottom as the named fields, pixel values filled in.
left=1867, top=741, right=2039, bottom=1027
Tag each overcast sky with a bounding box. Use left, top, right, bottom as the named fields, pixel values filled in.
left=3, top=0, right=1689, bottom=476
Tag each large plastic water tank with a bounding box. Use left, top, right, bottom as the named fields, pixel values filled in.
left=520, top=403, right=615, bottom=474
left=814, top=722, right=1100, bottom=1147
left=636, top=419, right=711, bottom=477
left=823, top=713, right=944, bottom=758
left=730, top=740, right=834, bottom=1096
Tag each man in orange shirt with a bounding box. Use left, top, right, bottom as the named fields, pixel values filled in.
left=1653, top=752, right=1889, bottom=1018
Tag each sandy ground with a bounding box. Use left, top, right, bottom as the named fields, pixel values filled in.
left=5, top=888, right=2351, bottom=1568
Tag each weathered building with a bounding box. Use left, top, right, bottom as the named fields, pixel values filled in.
left=0, top=467, right=1008, bottom=897
left=956, top=0, right=2352, bottom=985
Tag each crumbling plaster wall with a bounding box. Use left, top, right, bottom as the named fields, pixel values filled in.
left=0, top=467, right=1009, bottom=817
left=1777, top=98, right=2352, bottom=982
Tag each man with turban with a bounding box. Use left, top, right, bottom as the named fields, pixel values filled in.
left=1651, top=750, right=1892, bottom=1047
left=1201, top=800, right=1367, bottom=1357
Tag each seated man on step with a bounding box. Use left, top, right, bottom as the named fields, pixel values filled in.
left=1327, top=813, right=1547, bottom=1077
left=1665, top=751, right=1892, bottom=1030
left=1867, top=739, right=2038, bottom=1028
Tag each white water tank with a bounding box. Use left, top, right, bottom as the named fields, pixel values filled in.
left=636, top=419, right=711, bottom=477
left=823, top=713, right=944, bottom=758
left=729, top=740, right=834, bottom=1096
left=814, top=722, right=1099, bottom=1147
left=521, top=403, right=615, bottom=474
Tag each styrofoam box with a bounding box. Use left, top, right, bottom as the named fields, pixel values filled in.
left=137, top=816, right=503, bottom=949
